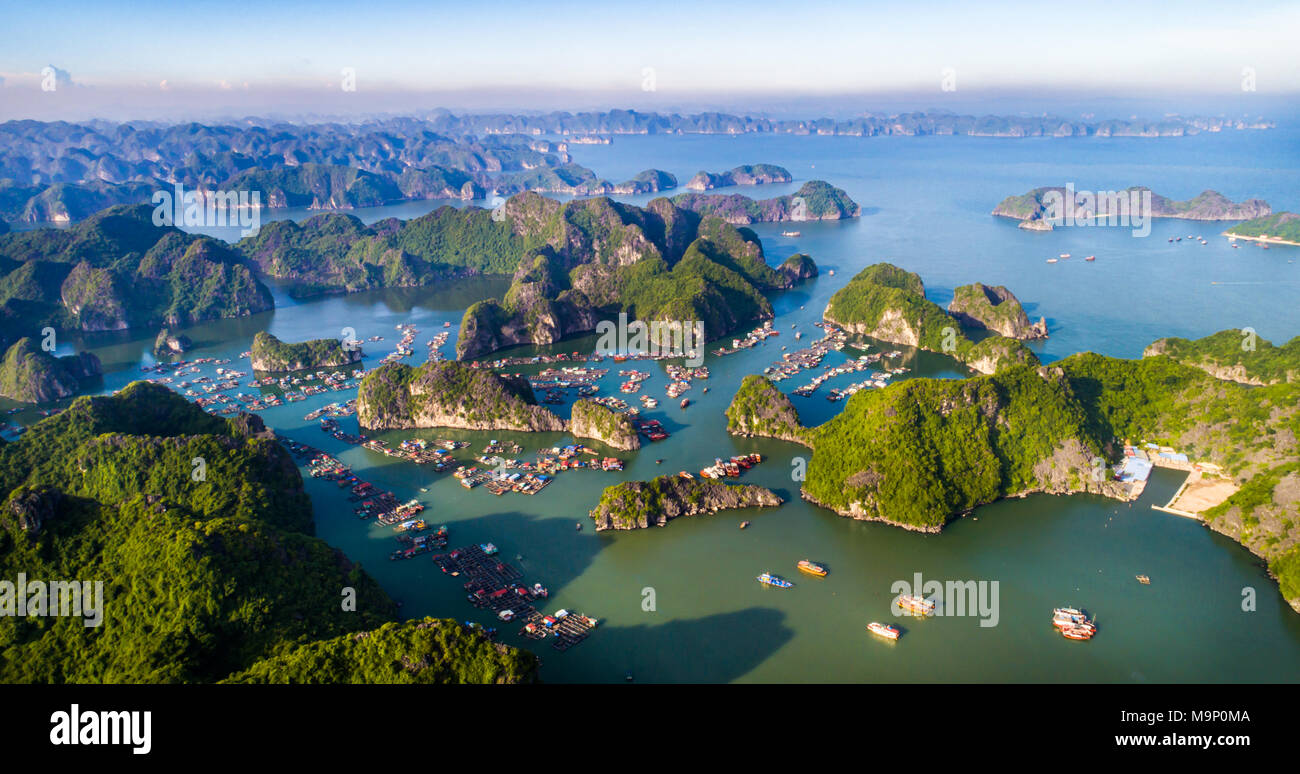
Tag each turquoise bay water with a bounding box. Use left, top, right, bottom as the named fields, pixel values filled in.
left=6, top=128, right=1300, bottom=682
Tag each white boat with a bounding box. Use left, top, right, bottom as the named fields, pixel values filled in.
left=868, top=622, right=900, bottom=639
left=498, top=609, right=515, bottom=621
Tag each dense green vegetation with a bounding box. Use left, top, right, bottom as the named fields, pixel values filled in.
left=726, top=342, right=1300, bottom=608
left=225, top=618, right=538, bottom=684
left=824, top=263, right=1039, bottom=373
left=249, top=331, right=361, bottom=372
left=590, top=475, right=782, bottom=530
left=1225, top=212, right=1300, bottom=243
left=0, top=382, right=538, bottom=682
left=356, top=360, right=564, bottom=432
left=0, top=205, right=273, bottom=335
left=455, top=195, right=814, bottom=359
left=1145, top=329, right=1300, bottom=384
left=725, top=375, right=807, bottom=443
left=993, top=187, right=1271, bottom=221
left=0, top=338, right=101, bottom=403
left=570, top=399, right=639, bottom=450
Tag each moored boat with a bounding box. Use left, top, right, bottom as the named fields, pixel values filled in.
left=797, top=560, right=827, bottom=577
left=897, top=593, right=935, bottom=615
left=867, top=622, right=900, bottom=639
left=757, top=572, right=793, bottom=588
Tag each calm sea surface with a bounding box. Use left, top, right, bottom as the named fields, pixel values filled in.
left=8, top=127, right=1300, bottom=682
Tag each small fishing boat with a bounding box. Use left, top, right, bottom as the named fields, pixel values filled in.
left=797, top=560, right=827, bottom=577
left=1059, top=253, right=1070, bottom=259
left=739, top=521, right=750, bottom=529
left=1136, top=574, right=1150, bottom=584
left=680, top=398, right=690, bottom=408
left=867, top=622, right=900, bottom=639
left=480, top=542, right=498, bottom=555
left=1046, top=258, right=1058, bottom=263
left=1060, top=624, right=1093, bottom=640
left=757, top=572, right=793, bottom=588
left=1084, top=255, right=1096, bottom=261
left=498, top=609, right=515, bottom=622
left=781, top=230, right=801, bottom=237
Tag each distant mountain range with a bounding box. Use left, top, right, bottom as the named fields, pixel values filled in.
left=0, top=110, right=1271, bottom=223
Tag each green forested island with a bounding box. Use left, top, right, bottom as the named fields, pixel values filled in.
left=671, top=180, right=860, bottom=224
left=0, top=338, right=101, bottom=403
left=357, top=360, right=565, bottom=432
left=726, top=339, right=1300, bottom=610
left=0, top=382, right=537, bottom=682
left=685, top=164, right=792, bottom=191
left=993, top=187, right=1271, bottom=228
left=1145, top=329, right=1300, bottom=385
left=823, top=263, right=1040, bottom=374
left=589, top=475, right=783, bottom=530
left=453, top=193, right=818, bottom=360
left=948, top=283, right=1048, bottom=340
left=0, top=205, right=274, bottom=337
left=249, top=331, right=363, bottom=373
left=1225, top=212, right=1300, bottom=245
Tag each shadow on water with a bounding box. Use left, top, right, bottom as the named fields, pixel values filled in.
left=541, top=606, right=795, bottom=684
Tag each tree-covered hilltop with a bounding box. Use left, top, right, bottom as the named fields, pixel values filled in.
left=0, top=381, right=538, bottom=683
left=0, top=204, right=274, bottom=335
left=1225, top=212, right=1300, bottom=245
left=249, top=331, right=363, bottom=373
left=948, top=283, right=1048, bottom=340
left=589, top=475, right=783, bottom=530
left=779, top=253, right=818, bottom=283
left=0, top=338, right=101, bottom=403
left=1145, top=329, right=1300, bottom=385
left=569, top=399, right=641, bottom=451
left=224, top=618, right=538, bottom=684
left=726, top=375, right=807, bottom=444
left=685, top=164, right=792, bottom=191
left=725, top=343, right=1300, bottom=611
left=992, top=186, right=1271, bottom=225
left=670, top=180, right=860, bottom=224
left=454, top=193, right=815, bottom=360
left=356, top=360, right=565, bottom=432
left=823, top=263, right=1039, bottom=374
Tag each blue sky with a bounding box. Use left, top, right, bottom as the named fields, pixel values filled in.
left=2, top=0, right=1297, bottom=120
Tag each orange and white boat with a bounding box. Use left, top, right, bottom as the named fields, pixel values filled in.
left=897, top=594, right=936, bottom=616
left=868, top=622, right=900, bottom=639
left=797, top=560, right=827, bottom=577
left=1060, top=624, right=1094, bottom=640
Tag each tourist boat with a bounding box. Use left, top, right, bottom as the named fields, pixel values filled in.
left=498, top=609, right=515, bottom=622
left=739, top=520, right=749, bottom=529
left=1136, top=574, right=1150, bottom=584
left=1085, top=255, right=1096, bottom=261
left=897, top=594, right=935, bottom=615
left=1046, top=258, right=1058, bottom=263
left=797, top=560, right=827, bottom=577
left=1059, top=253, right=1070, bottom=259
left=756, top=572, right=793, bottom=588
left=1053, top=606, right=1085, bottom=619
left=867, top=622, right=900, bottom=639
left=781, top=230, right=801, bottom=237
left=680, top=398, right=690, bottom=409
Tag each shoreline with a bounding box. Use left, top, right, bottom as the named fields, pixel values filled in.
left=1222, top=232, right=1300, bottom=247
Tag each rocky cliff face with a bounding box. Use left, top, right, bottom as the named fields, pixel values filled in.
left=589, top=476, right=783, bottom=530
left=948, top=283, right=1048, bottom=340
left=356, top=361, right=566, bottom=432
left=726, top=375, right=808, bottom=444
left=569, top=399, right=641, bottom=451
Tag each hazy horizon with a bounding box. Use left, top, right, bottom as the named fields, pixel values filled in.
left=2, top=0, right=1297, bottom=123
